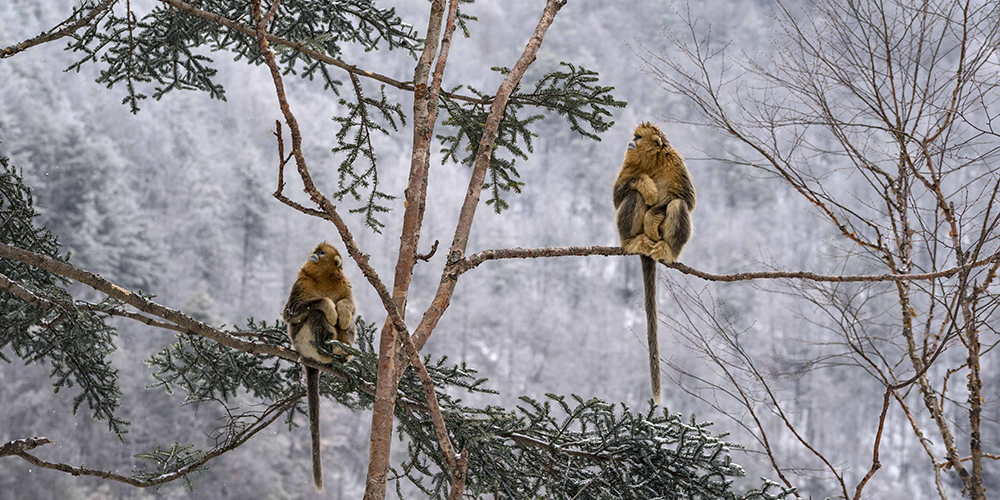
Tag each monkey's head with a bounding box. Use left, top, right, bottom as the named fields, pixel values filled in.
left=302, top=242, right=344, bottom=277
left=625, top=122, right=670, bottom=168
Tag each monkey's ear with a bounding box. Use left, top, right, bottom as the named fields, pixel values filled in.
left=653, top=135, right=663, bottom=147
left=334, top=255, right=343, bottom=267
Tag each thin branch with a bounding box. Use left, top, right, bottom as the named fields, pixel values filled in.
left=408, top=0, right=567, bottom=355
left=452, top=245, right=1000, bottom=283
left=415, top=240, right=440, bottom=262
left=0, top=0, right=117, bottom=59
left=11, top=395, right=298, bottom=488
left=250, top=0, right=407, bottom=338
left=0, top=271, right=56, bottom=309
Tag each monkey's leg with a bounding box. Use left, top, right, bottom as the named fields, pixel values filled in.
left=641, top=256, right=662, bottom=405
left=617, top=189, right=657, bottom=255
left=660, top=199, right=693, bottom=259
left=336, top=322, right=358, bottom=362
left=305, top=366, right=324, bottom=492
left=296, top=312, right=335, bottom=363
left=643, top=210, right=666, bottom=241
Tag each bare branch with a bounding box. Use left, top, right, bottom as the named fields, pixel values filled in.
left=409, top=0, right=567, bottom=354
left=452, top=245, right=1000, bottom=283
left=415, top=240, right=440, bottom=262
left=10, top=395, right=298, bottom=487
left=0, top=0, right=117, bottom=59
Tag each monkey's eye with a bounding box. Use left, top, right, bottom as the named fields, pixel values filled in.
left=633, top=135, right=641, bottom=141
left=317, top=250, right=326, bottom=257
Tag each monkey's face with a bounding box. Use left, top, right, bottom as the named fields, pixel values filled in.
left=625, top=123, right=667, bottom=165
left=303, top=242, right=343, bottom=275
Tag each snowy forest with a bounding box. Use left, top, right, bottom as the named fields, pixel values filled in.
left=1, top=0, right=997, bottom=499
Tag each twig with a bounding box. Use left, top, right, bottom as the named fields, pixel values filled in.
left=11, top=396, right=297, bottom=487
left=938, top=454, right=1000, bottom=469
left=853, top=388, right=892, bottom=499
left=0, top=0, right=117, bottom=59
left=415, top=240, right=440, bottom=262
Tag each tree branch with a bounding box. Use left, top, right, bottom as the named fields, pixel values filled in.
left=408, top=0, right=567, bottom=356
left=0, top=0, right=117, bottom=59
left=451, top=245, right=1000, bottom=283
left=8, top=395, right=297, bottom=487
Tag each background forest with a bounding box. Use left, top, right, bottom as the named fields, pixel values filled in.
left=1, top=0, right=997, bottom=499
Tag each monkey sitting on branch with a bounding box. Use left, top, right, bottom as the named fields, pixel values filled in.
left=283, top=242, right=357, bottom=492
left=613, top=122, right=695, bottom=405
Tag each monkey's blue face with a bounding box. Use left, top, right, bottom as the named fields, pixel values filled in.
left=627, top=133, right=640, bottom=151
left=308, top=248, right=326, bottom=262
left=305, top=243, right=343, bottom=269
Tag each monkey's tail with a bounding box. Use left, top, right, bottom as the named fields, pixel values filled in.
left=306, top=366, right=324, bottom=492
left=641, top=256, right=662, bottom=405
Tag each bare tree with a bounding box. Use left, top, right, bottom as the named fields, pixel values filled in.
left=643, top=0, right=1000, bottom=498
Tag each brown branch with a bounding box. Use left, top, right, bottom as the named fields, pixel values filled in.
left=366, top=1, right=457, bottom=497
left=415, top=240, right=440, bottom=262
left=0, top=437, right=53, bottom=457
left=83, top=303, right=189, bottom=334
left=0, top=242, right=305, bottom=357
left=447, top=448, right=469, bottom=500
left=938, top=453, right=1000, bottom=469
left=0, top=272, right=56, bottom=309
left=408, top=0, right=567, bottom=357
left=0, top=0, right=117, bottom=59
left=451, top=245, right=1000, bottom=283
left=251, top=0, right=406, bottom=339
left=853, top=388, right=892, bottom=499
left=157, top=0, right=413, bottom=92
left=11, top=395, right=297, bottom=488
left=508, top=433, right=608, bottom=461
left=400, top=329, right=459, bottom=475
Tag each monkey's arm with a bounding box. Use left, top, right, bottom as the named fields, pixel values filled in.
left=633, top=175, right=658, bottom=206
left=334, top=297, right=356, bottom=330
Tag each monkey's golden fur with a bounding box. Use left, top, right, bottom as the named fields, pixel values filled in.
left=283, top=242, right=357, bottom=492
left=614, top=122, right=696, bottom=263
left=613, top=123, right=695, bottom=405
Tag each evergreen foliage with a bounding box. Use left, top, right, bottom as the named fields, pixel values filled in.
left=0, top=155, right=126, bottom=435
left=437, top=63, right=626, bottom=212
left=139, top=317, right=793, bottom=499
left=331, top=77, right=405, bottom=232
left=66, top=0, right=418, bottom=112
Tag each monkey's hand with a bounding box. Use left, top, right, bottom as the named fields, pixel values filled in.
left=315, top=298, right=339, bottom=329
left=643, top=210, right=665, bottom=241
left=335, top=298, right=356, bottom=331
left=633, top=175, right=658, bottom=206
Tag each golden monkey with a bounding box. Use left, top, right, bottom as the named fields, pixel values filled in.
left=613, top=122, right=695, bottom=405
left=283, top=242, right=357, bottom=492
